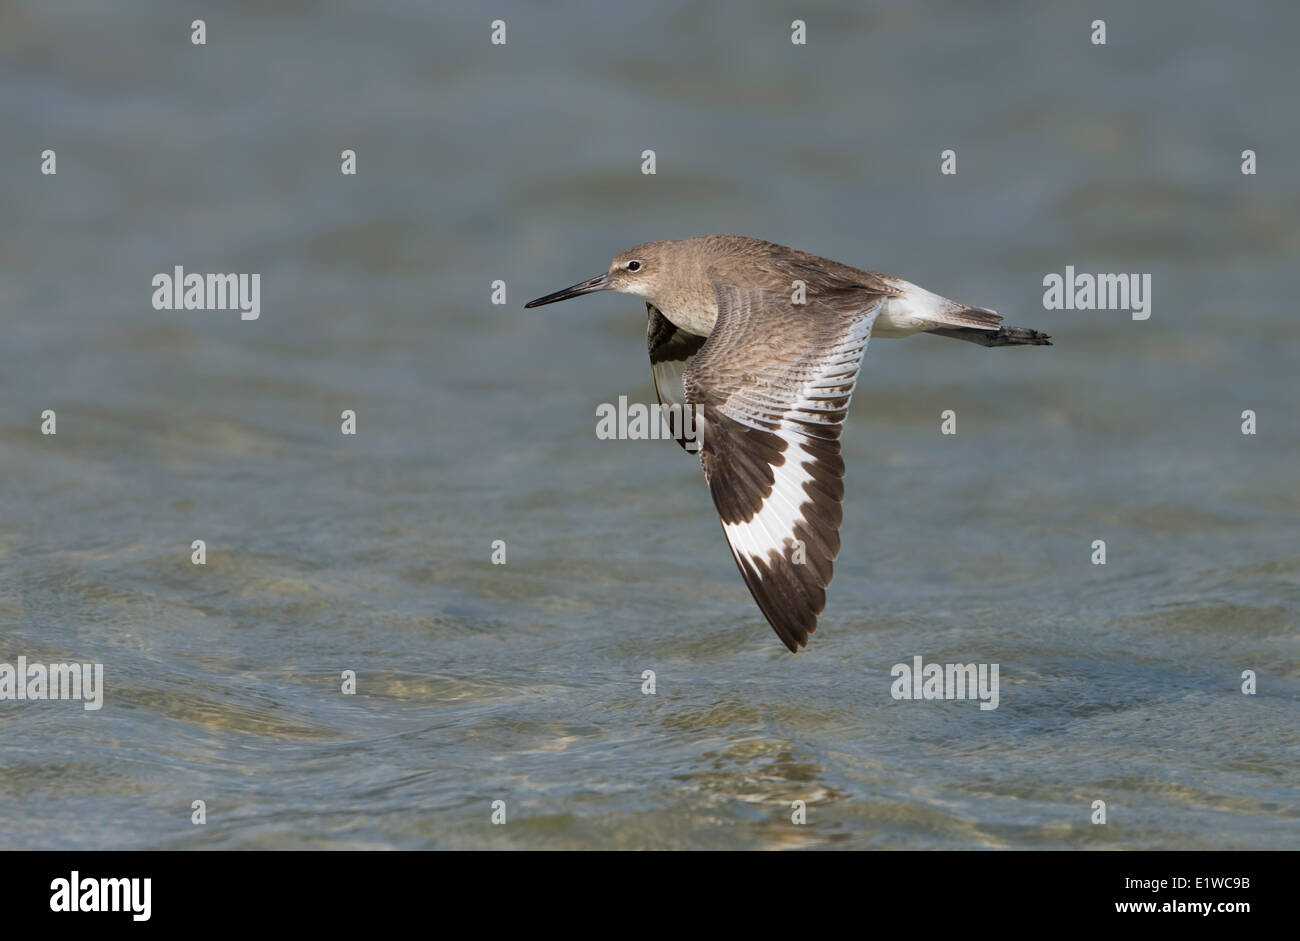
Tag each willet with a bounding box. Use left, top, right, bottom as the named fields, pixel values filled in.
left=525, top=235, right=1051, bottom=652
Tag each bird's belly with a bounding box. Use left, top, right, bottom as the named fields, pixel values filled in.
left=875, top=287, right=951, bottom=337
left=872, top=314, right=926, bottom=338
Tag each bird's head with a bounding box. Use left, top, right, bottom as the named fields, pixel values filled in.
left=524, top=240, right=686, bottom=311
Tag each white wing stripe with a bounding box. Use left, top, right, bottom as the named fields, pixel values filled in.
left=719, top=429, right=819, bottom=579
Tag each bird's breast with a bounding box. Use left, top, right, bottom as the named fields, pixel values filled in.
left=654, top=298, right=718, bottom=338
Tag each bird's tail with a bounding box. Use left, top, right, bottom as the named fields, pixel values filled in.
left=928, top=322, right=1053, bottom=347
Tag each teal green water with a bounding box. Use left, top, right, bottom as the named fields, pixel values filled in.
left=1, top=0, right=1296, bottom=849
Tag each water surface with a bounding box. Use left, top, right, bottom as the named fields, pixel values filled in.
left=1, top=0, right=1296, bottom=849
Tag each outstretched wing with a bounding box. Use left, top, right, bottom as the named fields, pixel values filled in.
left=683, top=280, right=885, bottom=651
left=647, top=303, right=708, bottom=451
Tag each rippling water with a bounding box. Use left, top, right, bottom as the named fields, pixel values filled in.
left=1, top=0, right=1297, bottom=849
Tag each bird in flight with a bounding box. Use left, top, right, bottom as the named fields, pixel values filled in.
left=525, top=235, right=1050, bottom=652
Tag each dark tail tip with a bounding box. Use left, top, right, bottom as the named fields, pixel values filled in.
left=928, top=325, right=1053, bottom=347
left=994, top=326, right=1052, bottom=346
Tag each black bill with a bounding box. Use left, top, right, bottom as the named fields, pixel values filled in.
left=524, top=273, right=613, bottom=308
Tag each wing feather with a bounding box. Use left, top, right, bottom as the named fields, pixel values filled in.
left=684, top=281, right=884, bottom=651
left=646, top=304, right=707, bottom=451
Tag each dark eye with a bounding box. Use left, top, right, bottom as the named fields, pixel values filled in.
left=627, top=261, right=641, bottom=271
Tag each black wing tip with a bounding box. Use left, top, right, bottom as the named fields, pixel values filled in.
left=728, top=548, right=826, bottom=654
left=776, top=626, right=811, bottom=653
left=759, top=566, right=816, bottom=655
left=769, top=604, right=820, bottom=652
